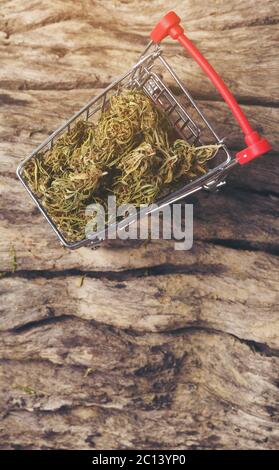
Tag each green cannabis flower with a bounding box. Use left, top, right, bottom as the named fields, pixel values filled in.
left=23, top=89, right=220, bottom=242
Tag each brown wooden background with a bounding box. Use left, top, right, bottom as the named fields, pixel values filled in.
left=0, top=0, right=278, bottom=449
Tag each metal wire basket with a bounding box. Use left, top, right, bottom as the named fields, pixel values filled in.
left=17, top=11, right=271, bottom=249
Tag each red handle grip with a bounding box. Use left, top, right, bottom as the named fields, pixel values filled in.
left=150, top=11, right=272, bottom=164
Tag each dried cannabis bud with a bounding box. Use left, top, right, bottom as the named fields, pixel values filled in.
left=23, top=89, right=220, bottom=242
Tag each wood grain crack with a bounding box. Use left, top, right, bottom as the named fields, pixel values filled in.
left=203, top=239, right=279, bottom=257
left=3, top=314, right=279, bottom=361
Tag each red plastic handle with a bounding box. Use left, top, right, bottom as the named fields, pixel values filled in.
left=150, top=11, right=272, bottom=164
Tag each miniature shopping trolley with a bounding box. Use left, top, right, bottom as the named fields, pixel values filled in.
left=17, top=11, right=272, bottom=249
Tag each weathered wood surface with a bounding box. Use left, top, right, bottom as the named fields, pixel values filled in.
left=0, top=0, right=278, bottom=450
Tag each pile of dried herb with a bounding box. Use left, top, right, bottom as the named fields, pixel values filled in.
left=23, top=89, right=220, bottom=242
